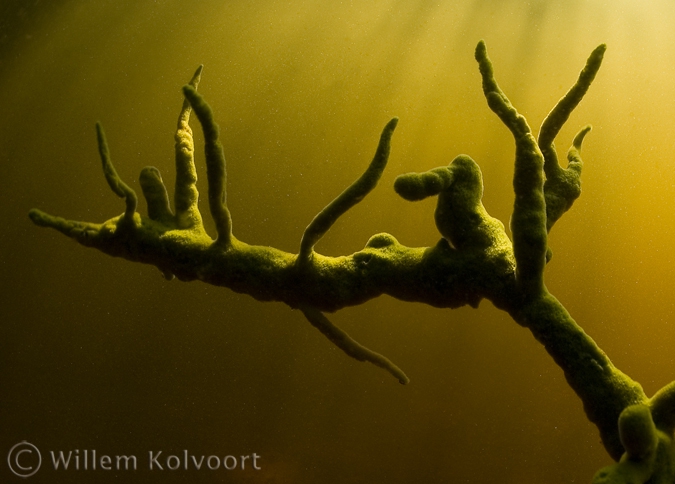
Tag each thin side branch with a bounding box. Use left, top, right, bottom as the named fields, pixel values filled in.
left=182, top=85, right=233, bottom=246
left=28, top=210, right=103, bottom=246
left=539, top=44, right=605, bottom=234
left=543, top=125, right=591, bottom=234
left=96, top=123, right=137, bottom=221
left=175, top=65, right=204, bottom=229
left=300, top=305, right=409, bottom=385
left=539, top=44, right=606, bottom=153
left=475, top=40, right=547, bottom=295
left=298, top=117, right=398, bottom=262
left=474, top=41, right=531, bottom=139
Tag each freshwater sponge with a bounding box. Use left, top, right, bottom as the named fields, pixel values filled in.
left=28, top=42, right=675, bottom=484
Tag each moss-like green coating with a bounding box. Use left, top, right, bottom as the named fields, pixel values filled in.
left=139, top=166, right=173, bottom=224
left=395, top=155, right=509, bottom=253
left=29, top=42, right=675, bottom=484
left=620, top=404, right=658, bottom=460
left=174, top=65, right=204, bottom=230
left=182, top=84, right=232, bottom=246
left=652, top=381, right=675, bottom=435
left=593, top=403, right=674, bottom=484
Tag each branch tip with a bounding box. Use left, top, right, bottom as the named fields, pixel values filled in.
left=591, top=43, right=607, bottom=62
left=177, top=66, right=204, bottom=125
left=384, top=116, right=398, bottom=131
left=474, top=40, right=487, bottom=62
left=191, top=64, right=204, bottom=86
left=28, top=208, right=48, bottom=226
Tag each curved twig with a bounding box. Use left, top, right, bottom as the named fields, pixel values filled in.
left=298, top=117, right=398, bottom=262
left=182, top=85, right=233, bottom=246
left=539, top=44, right=606, bottom=158
left=96, top=123, right=137, bottom=221
left=300, top=305, right=409, bottom=384
left=538, top=44, right=605, bottom=235
left=543, top=125, right=591, bottom=234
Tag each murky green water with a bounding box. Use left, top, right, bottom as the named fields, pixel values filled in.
left=2, top=0, right=675, bottom=482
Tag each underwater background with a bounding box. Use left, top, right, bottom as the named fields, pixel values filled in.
left=2, top=0, right=675, bottom=482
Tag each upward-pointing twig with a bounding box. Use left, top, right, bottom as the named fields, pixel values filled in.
left=298, top=117, right=398, bottom=262
left=96, top=123, right=137, bottom=221
left=539, top=44, right=605, bottom=235
left=175, top=65, right=203, bottom=229
left=139, top=166, right=172, bottom=224
left=539, top=44, right=606, bottom=154
left=182, top=84, right=233, bottom=246
left=475, top=40, right=547, bottom=296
